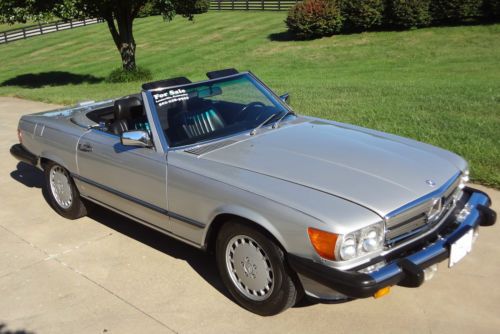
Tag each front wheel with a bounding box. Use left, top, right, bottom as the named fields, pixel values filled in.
left=216, top=221, right=300, bottom=316
left=44, top=162, right=88, bottom=219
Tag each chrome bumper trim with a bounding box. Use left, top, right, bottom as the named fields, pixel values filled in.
left=370, top=191, right=490, bottom=283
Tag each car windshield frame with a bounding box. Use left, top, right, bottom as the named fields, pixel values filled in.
left=143, top=72, right=293, bottom=150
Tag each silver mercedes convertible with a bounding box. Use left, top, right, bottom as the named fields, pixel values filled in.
left=10, top=69, right=496, bottom=315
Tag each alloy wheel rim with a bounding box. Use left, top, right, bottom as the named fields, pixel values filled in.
left=225, top=235, right=274, bottom=301
left=49, top=165, right=73, bottom=209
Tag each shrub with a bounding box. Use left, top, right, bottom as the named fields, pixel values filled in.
left=387, top=0, right=432, bottom=28
left=343, top=0, right=385, bottom=31
left=107, top=67, right=153, bottom=83
left=139, top=0, right=209, bottom=18
left=484, top=0, right=500, bottom=18
left=175, top=0, right=210, bottom=16
left=430, top=0, right=484, bottom=23
left=193, top=0, right=210, bottom=14
left=138, top=1, right=161, bottom=18
left=285, top=0, right=344, bottom=39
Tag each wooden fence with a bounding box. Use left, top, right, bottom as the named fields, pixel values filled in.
left=0, top=18, right=103, bottom=44
left=210, top=0, right=300, bottom=11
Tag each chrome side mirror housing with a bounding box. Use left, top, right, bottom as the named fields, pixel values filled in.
left=121, top=130, right=152, bottom=148
left=280, top=93, right=290, bottom=104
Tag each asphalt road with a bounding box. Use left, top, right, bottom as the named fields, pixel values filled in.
left=1, top=97, right=499, bottom=334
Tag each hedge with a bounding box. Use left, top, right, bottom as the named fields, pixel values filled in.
left=430, top=0, right=484, bottom=23
left=285, top=0, right=344, bottom=39
left=343, top=0, right=385, bottom=31
left=388, top=0, right=432, bottom=28
left=286, top=0, right=497, bottom=39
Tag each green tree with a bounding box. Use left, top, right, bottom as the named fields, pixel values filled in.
left=0, top=0, right=199, bottom=71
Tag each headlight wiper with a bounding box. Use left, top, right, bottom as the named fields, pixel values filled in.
left=250, top=113, right=280, bottom=136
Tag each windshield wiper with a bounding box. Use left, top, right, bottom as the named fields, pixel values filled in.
left=272, top=110, right=295, bottom=129
left=250, top=113, right=279, bottom=136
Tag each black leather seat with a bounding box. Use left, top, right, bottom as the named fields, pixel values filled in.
left=110, top=97, right=143, bottom=135
left=170, top=99, right=225, bottom=140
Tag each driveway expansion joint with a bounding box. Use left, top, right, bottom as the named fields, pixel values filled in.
left=0, top=224, right=177, bottom=333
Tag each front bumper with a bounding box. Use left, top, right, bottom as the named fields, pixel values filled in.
left=288, top=187, right=496, bottom=299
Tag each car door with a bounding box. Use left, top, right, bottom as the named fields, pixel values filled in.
left=75, top=128, right=169, bottom=231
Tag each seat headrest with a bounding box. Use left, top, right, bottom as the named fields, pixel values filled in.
left=114, top=97, right=142, bottom=120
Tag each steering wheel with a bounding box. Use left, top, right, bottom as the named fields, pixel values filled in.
left=235, top=101, right=267, bottom=121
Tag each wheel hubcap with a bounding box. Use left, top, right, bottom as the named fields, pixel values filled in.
left=225, top=235, right=274, bottom=301
left=49, top=165, right=73, bottom=209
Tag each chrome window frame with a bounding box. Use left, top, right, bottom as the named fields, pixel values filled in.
left=142, top=72, right=294, bottom=152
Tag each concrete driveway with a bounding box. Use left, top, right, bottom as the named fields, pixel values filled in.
left=0, top=97, right=499, bottom=334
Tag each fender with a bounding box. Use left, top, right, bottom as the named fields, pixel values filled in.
left=39, top=151, right=71, bottom=171
left=205, top=204, right=290, bottom=251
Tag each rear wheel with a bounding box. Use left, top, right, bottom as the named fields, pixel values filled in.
left=44, top=162, right=87, bottom=219
left=216, top=221, right=300, bottom=316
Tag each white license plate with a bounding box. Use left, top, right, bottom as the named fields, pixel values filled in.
left=449, top=229, right=474, bottom=267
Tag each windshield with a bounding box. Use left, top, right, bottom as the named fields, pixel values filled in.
left=148, top=73, right=290, bottom=147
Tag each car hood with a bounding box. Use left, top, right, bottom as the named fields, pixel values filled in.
left=200, top=119, right=463, bottom=217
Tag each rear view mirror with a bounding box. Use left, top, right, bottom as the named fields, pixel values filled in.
left=280, top=93, right=290, bottom=104
left=198, top=86, right=223, bottom=98
left=121, top=130, right=153, bottom=148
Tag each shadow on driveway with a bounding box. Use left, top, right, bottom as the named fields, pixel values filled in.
left=10, top=162, right=319, bottom=309
left=10, top=162, right=230, bottom=300
left=0, top=323, right=34, bottom=334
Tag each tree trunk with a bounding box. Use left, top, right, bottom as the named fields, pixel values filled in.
left=104, top=8, right=137, bottom=72
left=120, top=40, right=136, bottom=71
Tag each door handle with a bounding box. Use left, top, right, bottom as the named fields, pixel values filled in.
left=78, top=143, right=93, bottom=152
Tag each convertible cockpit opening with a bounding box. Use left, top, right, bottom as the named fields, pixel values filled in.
left=86, top=94, right=150, bottom=136
left=148, top=73, right=293, bottom=148
left=110, top=97, right=149, bottom=135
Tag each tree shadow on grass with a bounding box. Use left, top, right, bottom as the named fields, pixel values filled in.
left=267, top=31, right=296, bottom=42
left=1, top=71, right=104, bottom=88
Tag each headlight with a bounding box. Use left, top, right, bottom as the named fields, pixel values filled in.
left=360, top=224, right=384, bottom=253
left=308, top=222, right=384, bottom=261
left=337, top=222, right=384, bottom=261
left=339, top=234, right=357, bottom=260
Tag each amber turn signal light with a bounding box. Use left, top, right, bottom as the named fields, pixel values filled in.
left=373, top=286, right=391, bottom=299
left=307, top=228, right=338, bottom=261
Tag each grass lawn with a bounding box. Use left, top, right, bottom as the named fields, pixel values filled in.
left=0, top=12, right=499, bottom=187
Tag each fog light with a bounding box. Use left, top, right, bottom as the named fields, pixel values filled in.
left=424, top=264, right=438, bottom=281
left=457, top=204, right=472, bottom=223
left=374, top=286, right=391, bottom=299
left=358, top=261, right=386, bottom=274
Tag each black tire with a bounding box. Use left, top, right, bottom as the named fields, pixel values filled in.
left=43, top=162, right=88, bottom=220
left=216, top=220, right=300, bottom=316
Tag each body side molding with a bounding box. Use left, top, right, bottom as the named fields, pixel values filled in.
left=72, top=173, right=206, bottom=229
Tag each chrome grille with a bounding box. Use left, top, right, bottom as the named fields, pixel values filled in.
left=386, top=213, right=427, bottom=240
left=385, top=173, right=463, bottom=246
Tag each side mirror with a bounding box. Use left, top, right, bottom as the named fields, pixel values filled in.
left=121, top=130, right=152, bottom=148
left=279, top=93, right=290, bottom=104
